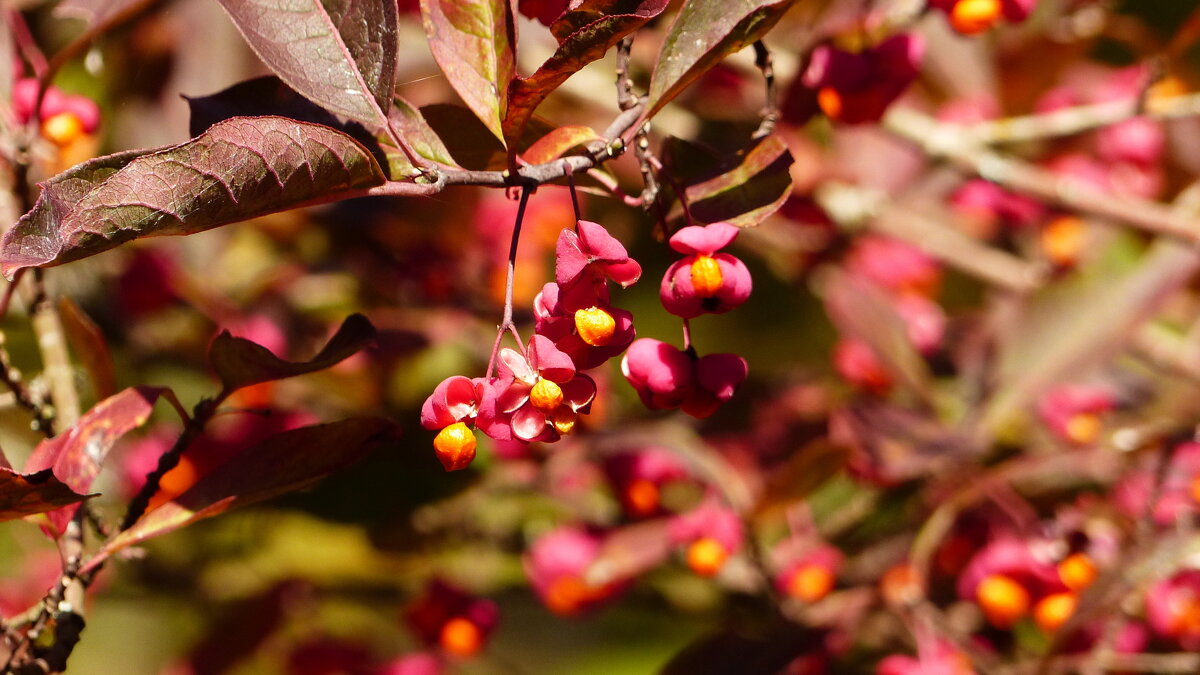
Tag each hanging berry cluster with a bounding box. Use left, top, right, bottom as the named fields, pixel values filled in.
left=420, top=187, right=753, bottom=472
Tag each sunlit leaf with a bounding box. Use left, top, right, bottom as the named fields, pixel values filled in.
left=0, top=117, right=387, bottom=275
left=421, top=0, right=516, bottom=144
left=503, top=0, right=668, bottom=147
left=215, top=0, right=398, bottom=129
left=87, top=418, right=399, bottom=570
left=24, top=386, right=166, bottom=536
left=389, top=97, right=459, bottom=168
left=521, top=125, right=603, bottom=164
left=646, top=0, right=796, bottom=119
left=209, top=313, right=377, bottom=394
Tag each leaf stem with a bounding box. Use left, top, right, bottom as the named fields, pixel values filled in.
left=485, top=187, right=532, bottom=379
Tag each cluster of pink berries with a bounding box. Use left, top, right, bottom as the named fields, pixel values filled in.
left=421, top=216, right=753, bottom=472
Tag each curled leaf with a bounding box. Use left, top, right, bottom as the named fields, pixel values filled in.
left=210, top=313, right=377, bottom=393
left=0, top=469, right=90, bottom=523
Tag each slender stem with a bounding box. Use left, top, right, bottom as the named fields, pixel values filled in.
left=751, top=41, right=778, bottom=140
left=5, top=9, right=46, bottom=78
left=30, top=272, right=80, bottom=429
left=615, top=37, right=637, bottom=112
left=681, top=318, right=693, bottom=352
left=566, top=162, right=582, bottom=221
left=485, top=188, right=532, bottom=379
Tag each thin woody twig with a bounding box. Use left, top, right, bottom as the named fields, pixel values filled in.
left=751, top=41, right=778, bottom=140
left=961, top=92, right=1200, bottom=145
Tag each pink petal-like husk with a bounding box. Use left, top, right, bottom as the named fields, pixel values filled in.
left=1002, top=0, right=1035, bottom=21
left=712, top=254, right=752, bottom=313
left=696, top=353, right=748, bottom=402
left=561, top=374, right=597, bottom=412
left=500, top=347, right=535, bottom=383
left=601, top=259, right=642, bottom=288
left=668, top=223, right=740, bottom=255
left=528, top=334, right=576, bottom=383
left=475, top=379, right=515, bottom=441
left=555, top=229, right=589, bottom=286
left=622, top=339, right=694, bottom=397
left=420, top=375, right=481, bottom=429
left=576, top=220, right=631, bottom=264
left=802, top=44, right=869, bottom=90
left=511, top=404, right=551, bottom=441
left=496, top=378, right=532, bottom=414
left=659, top=260, right=704, bottom=319
left=557, top=276, right=611, bottom=313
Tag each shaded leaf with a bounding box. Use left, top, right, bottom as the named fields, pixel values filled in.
left=24, top=386, right=165, bottom=536
left=210, top=313, right=376, bottom=393
left=59, top=296, right=116, bottom=400
left=0, top=469, right=90, bottom=523
left=216, top=0, right=398, bottom=129
left=646, top=0, right=796, bottom=119
left=587, top=519, right=673, bottom=584
left=830, top=400, right=983, bottom=485
left=88, top=418, right=399, bottom=570
left=683, top=135, right=793, bottom=226
left=521, top=125, right=603, bottom=164
left=822, top=270, right=932, bottom=399
left=421, top=103, right=507, bottom=170
left=503, top=0, right=668, bottom=147
left=389, top=98, right=459, bottom=168
left=0, top=116, right=387, bottom=275
left=421, top=0, right=516, bottom=144
left=752, top=437, right=846, bottom=516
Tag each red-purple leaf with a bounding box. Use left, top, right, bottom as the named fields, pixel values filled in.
left=0, top=116, right=387, bottom=275
left=421, top=0, right=517, bottom=144
left=503, top=0, right=667, bottom=147
left=87, top=418, right=398, bottom=570
left=59, top=296, right=117, bottom=400
left=646, top=0, right=796, bottom=119
left=215, top=0, right=398, bottom=130
left=209, top=313, right=376, bottom=394
left=0, top=469, right=90, bottom=523
left=683, top=135, right=793, bottom=226
left=24, top=386, right=166, bottom=536
left=521, top=125, right=603, bottom=164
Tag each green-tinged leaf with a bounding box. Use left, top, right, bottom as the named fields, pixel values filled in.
left=210, top=313, right=376, bottom=393
left=981, top=236, right=1200, bottom=434
left=421, top=0, right=516, bottom=144
left=0, top=116, right=387, bottom=274
left=216, top=0, right=398, bottom=129
left=822, top=270, right=932, bottom=399
left=0, top=469, right=90, bottom=523
left=503, top=0, right=668, bottom=147
left=683, top=135, right=793, bottom=226
left=647, top=0, right=797, bottom=119
left=24, top=387, right=165, bottom=536
left=389, top=98, right=459, bottom=168
left=521, top=125, right=603, bottom=164
left=86, top=418, right=399, bottom=571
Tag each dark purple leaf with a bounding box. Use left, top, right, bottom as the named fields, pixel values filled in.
left=503, top=0, right=668, bottom=147
left=420, top=0, right=516, bottom=144
left=646, top=0, right=796, bottom=119
left=216, top=0, right=398, bottom=130
left=682, top=135, right=793, bottom=226
left=661, top=624, right=827, bottom=675
left=59, top=296, right=117, bottom=399
left=0, top=469, right=90, bottom=523
left=24, top=386, right=166, bottom=536
left=209, top=313, right=376, bottom=393
left=0, top=116, right=387, bottom=275
left=88, top=418, right=399, bottom=570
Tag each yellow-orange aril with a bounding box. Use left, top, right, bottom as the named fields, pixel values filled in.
left=41, top=112, right=85, bottom=146
left=530, top=378, right=564, bottom=411
left=1034, top=592, right=1077, bottom=633
left=1058, top=553, right=1098, bottom=591
left=686, top=537, right=729, bottom=577
left=817, top=86, right=843, bottom=120
left=950, top=0, right=1002, bottom=35
left=787, top=564, right=835, bottom=603
left=434, top=422, right=477, bottom=472
left=689, top=255, right=724, bottom=297
left=575, top=307, right=617, bottom=346
left=439, top=616, right=483, bottom=657
left=625, top=478, right=660, bottom=517
left=550, top=407, right=577, bottom=435
left=976, top=574, right=1030, bottom=628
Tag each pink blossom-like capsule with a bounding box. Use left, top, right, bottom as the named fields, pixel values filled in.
left=776, top=546, right=844, bottom=603
left=481, top=335, right=596, bottom=442
left=405, top=579, right=499, bottom=657
left=669, top=500, right=744, bottom=577
left=832, top=338, right=892, bottom=394
left=524, top=526, right=623, bottom=615
left=421, top=376, right=487, bottom=431
left=1114, top=441, right=1200, bottom=525
left=556, top=220, right=642, bottom=289
left=928, top=0, right=1035, bottom=34
left=533, top=282, right=635, bottom=370
left=621, top=338, right=748, bottom=417
left=659, top=223, right=752, bottom=318
left=1146, top=570, right=1200, bottom=649
left=844, top=235, right=942, bottom=297
left=602, top=448, right=691, bottom=518
left=877, top=639, right=975, bottom=675
left=1037, top=385, right=1115, bottom=445
left=788, top=33, right=924, bottom=126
